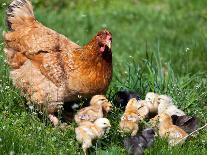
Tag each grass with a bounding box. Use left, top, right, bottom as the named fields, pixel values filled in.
left=0, top=0, right=207, bottom=154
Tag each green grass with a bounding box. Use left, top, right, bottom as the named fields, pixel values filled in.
left=0, top=0, right=207, bottom=154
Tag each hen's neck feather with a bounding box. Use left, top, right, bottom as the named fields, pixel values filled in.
left=79, top=37, right=112, bottom=63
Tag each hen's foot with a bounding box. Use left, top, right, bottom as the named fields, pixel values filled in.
left=48, top=114, right=59, bottom=126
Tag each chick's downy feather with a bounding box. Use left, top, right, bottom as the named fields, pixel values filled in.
left=74, top=95, right=112, bottom=125
left=158, top=95, right=185, bottom=116
left=75, top=118, right=111, bottom=154
left=120, top=98, right=141, bottom=136
left=158, top=113, right=188, bottom=145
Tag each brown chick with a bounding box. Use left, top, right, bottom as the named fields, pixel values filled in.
left=171, top=115, right=199, bottom=133
left=74, top=95, right=112, bottom=125
left=75, top=118, right=111, bottom=155
left=120, top=98, right=141, bottom=136
left=144, top=92, right=159, bottom=114
left=4, top=0, right=112, bottom=125
left=158, top=113, right=188, bottom=146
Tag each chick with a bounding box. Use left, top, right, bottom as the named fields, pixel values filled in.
left=144, top=92, right=159, bottom=114
left=89, top=95, right=110, bottom=105
left=75, top=118, right=111, bottom=155
left=90, top=95, right=112, bottom=116
left=149, top=115, right=159, bottom=130
left=158, top=113, right=188, bottom=145
left=158, top=95, right=185, bottom=116
left=74, top=95, right=112, bottom=125
left=137, top=100, right=150, bottom=120
left=74, top=104, right=102, bottom=125
left=115, top=90, right=141, bottom=109
left=124, top=128, right=155, bottom=155
left=102, top=101, right=113, bottom=116
left=120, top=98, right=141, bottom=136
left=171, top=115, right=199, bottom=133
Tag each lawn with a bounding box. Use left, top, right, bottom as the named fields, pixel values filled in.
left=0, top=0, right=207, bottom=154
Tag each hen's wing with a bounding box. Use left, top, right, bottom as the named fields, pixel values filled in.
left=4, top=0, right=80, bottom=86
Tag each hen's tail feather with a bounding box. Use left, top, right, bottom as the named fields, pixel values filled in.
left=6, top=0, right=35, bottom=31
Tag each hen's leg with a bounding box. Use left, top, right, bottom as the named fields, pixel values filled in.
left=47, top=101, right=63, bottom=126
left=48, top=114, right=59, bottom=126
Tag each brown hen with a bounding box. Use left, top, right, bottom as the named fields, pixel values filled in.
left=3, top=0, right=112, bottom=125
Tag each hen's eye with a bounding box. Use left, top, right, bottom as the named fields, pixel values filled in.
left=98, top=42, right=104, bottom=47
left=108, top=36, right=112, bottom=41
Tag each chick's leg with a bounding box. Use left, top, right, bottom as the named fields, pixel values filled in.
left=131, top=124, right=139, bottom=136
left=82, top=139, right=92, bottom=155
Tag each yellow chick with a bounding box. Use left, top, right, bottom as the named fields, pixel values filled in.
left=144, top=92, right=159, bottom=114
left=158, top=95, right=185, bottom=116
left=74, top=95, right=112, bottom=125
left=149, top=115, right=159, bottom=131
left=75, top=118, right=111, bottom=155
left=102, top=101, right=113, bottom=116
left=158, top=113, right=188, bottom=145
left=89, top=95, right=109, bottom=105
left=90, top=95, right=112, bottom=117
left=137, top=100, right=150, bottom=120
left=120, top=98, right=141, bottom=136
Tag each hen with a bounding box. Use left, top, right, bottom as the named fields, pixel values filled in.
left=3, top=0, right=112, bottom=125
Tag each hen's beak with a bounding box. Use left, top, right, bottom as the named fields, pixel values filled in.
left=106, top=41, right=111, bottom=49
